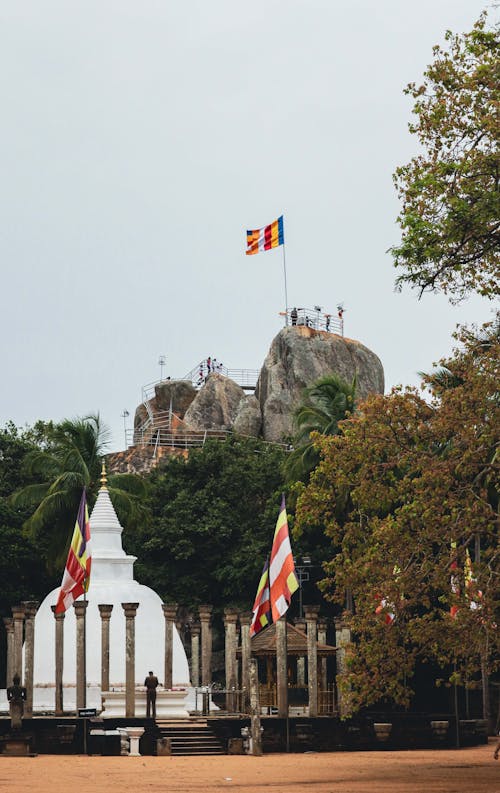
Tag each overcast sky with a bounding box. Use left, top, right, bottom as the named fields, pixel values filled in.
left=1, top=1, right=494, bottom=452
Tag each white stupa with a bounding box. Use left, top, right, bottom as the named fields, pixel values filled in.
left=30, top=476, right=191, bottom=713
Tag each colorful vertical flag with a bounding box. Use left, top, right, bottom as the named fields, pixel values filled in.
left=250, top=556, right=272, bottom=637
left=464, top=548, right=482, bottom=611
left=269, top=495, right=299, bottom=623
left=374, top=565, right=400, bottom=625
left=246, top=215, right=284, bottom=255
left=55, top=489, right=92, bottom=613
left=449, top=540, right=460, bottom=619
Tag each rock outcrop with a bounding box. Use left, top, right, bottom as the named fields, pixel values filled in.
left=232, top=394, right=262, bottom=437
left=183, top=373, right=247, bottom=431
left=154, top=380, right=197, bottom=416
left=126, top=326, right=385, bottom=471
left=255, top=326, right=384, bottom=442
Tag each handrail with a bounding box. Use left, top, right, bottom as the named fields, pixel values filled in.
left=282, top=306, right=344, bottom=335
left=126, top=426, right=290, bottom=452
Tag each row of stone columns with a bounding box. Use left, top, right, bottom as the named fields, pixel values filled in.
left=4, top=599, right=348, bottom=719
left=3, top=599, right=179, bottom=718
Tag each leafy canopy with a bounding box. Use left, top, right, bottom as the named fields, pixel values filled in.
left=295, top=325, right=499, bottom=714
left=11, top=414, right=146, bottom=571
left=284, top=373, right=356, bottom=483
left=390, top=13, right=500, bottom=301
left=128, top=436, right=288, bottom=613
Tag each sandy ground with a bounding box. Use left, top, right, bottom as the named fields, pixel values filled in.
left=0, top=743, right=498, bottom=793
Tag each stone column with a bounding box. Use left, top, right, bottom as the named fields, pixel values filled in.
left=162, top=602, right=178, bottom=690
left=318, top=619, right=328, bottom=707
left=334, top=618, right=352, bottom=717
left=198, top=605, right=213, bottom=687
left=22, top=601, right=39, bottom=717
left=74, top=601, right=88, bottom=710
left=98, top=605, right=113, bottom=693
left=122, top=602, right=139, bottom=718
left=11, top=605, right=25, bottom=681
left=239, top=611, right=252, bottom=711
left=275, top=617, right=288, bottom=718
left=294, top=619, right=306, bottom=686
left=304, top=606, right=320, bottom=717
left=51, top=606, right=65, bottom=715
left=249, top=658, right=262, bottom=756
left=3, top=618, right=14, bottom=689
left=190, top=622, right=200, bottom=688
left=224, top=608, right=238, bottom=711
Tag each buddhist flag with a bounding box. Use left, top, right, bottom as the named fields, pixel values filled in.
left=464, top=548, right=482, bottom=611
left=250, top=556, right=272, bottom=637
left=269, top=495, right=299, bottom=623
left=55, top=489, right=92, bottom=613
left=375, top=565, right=401, bottom=625
left=449, top=540, right=460, bottom=619
left=246, top=215, right=284, bottom=255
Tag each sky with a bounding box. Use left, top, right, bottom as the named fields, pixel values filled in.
left=0, top=1, right=495, bottom=452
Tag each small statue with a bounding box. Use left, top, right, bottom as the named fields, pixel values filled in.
left=7, top=673, right=27, bottom=730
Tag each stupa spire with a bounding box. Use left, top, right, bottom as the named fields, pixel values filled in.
left=100, top=461, right=108, bottom=490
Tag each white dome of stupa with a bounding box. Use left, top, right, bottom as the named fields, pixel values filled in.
left=31, top=480, right=190, bottom=712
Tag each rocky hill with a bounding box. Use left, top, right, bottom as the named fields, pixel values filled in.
left=107, top=325, right=384, bottom=473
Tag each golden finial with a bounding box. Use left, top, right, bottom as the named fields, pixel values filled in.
left=100, top=461, right=108, bottom=490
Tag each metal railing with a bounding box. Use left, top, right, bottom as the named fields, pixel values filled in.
left=141, top=364, right=259, bottom=402
left=183, top=363, right=259, bottom=391
left=282, top=307, right=344, bottom=336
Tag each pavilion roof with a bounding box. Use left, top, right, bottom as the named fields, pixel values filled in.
left=239, top=621, right=336, bottom=657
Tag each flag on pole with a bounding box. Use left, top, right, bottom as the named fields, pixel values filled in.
left=55, top=489, right=92, bottom=613
left=449, top=540, right=460, bottom=619
left=269, top=495, right=299, bottom=623
left=464, top=548, right=482, bottom=611
left=246, top=215, right=284, bottom=255
left=250, top=556, right=272, bottom=637
left=374, top=565, right=401, bottom=625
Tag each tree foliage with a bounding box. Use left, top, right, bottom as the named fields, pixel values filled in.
left=284, top=374, right=357, bottom=483
left=11, top=414, right=146, bottom=571
left=128, top=437, right=288, bottom=613
left=295, top=325, right=499, bottom=714
left=391, top=13, right=500, bottom=301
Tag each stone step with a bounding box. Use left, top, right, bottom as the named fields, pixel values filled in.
left=157, top=722, right=225, bottom=756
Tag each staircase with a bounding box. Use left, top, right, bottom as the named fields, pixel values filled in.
left=156, top=718, right=225, bottom=756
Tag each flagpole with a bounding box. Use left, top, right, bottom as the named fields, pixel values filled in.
left=282, top=240, right=289, bottom=326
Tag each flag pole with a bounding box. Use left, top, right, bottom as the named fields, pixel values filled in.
left=282, top=237, right=289, bottom=326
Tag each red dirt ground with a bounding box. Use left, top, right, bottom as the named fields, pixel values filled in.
left=0, top=742, right=499, bottom=793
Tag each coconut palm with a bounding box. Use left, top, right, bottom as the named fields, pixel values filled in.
left=284, top=373, right=357, bottom=482
left=11, top=414, right=146, bottom=571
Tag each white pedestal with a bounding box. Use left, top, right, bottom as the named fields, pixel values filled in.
left=124, top=727, right=144, bottom=756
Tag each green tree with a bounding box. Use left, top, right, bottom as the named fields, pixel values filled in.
left=128, top=437, right=288, bottom=613
left=11, top=414, right=146, bottom=570
left=284, top=374, right=357, bottom=482
left=390, top=13, right=499, bottom=301
left=295, top=327, right=499, bottom=715
left=0, top=423, right=54, bottom=685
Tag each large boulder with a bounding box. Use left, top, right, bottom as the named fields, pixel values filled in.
left=255, top=326, right=384, bottom=442
left=184, top=373, right=247, bottom=431
left=233, top=395, right=262, bottom=437
left=153, top=379, right=197, bottom=417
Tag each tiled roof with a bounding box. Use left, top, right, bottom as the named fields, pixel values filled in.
left=239, top=621, right=336, bottom=656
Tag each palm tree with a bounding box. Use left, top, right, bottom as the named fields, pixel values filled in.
left=284, top=373, right=357, bottom=482
left=11, top=414, right=146, bottom=571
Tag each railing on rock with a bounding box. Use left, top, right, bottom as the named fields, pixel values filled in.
left=282, top=306, right=344, bottom=336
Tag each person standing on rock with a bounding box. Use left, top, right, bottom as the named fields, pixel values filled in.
left=291, top=307, right=298, bottom=326
left=207, top=356, right=212, bottom=373
left=144, top=671, right=159, bottom=719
